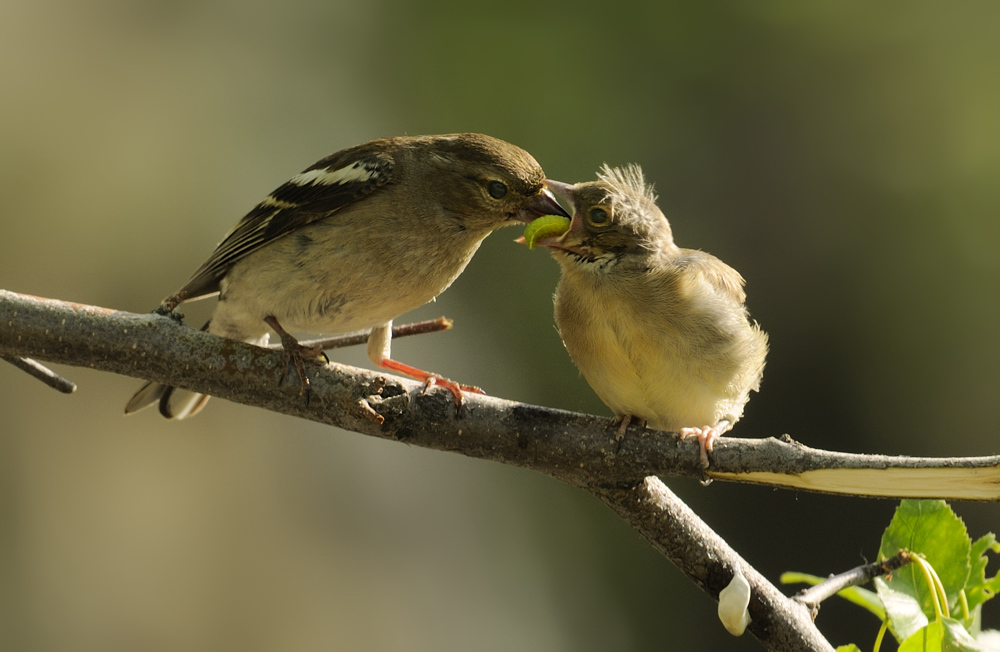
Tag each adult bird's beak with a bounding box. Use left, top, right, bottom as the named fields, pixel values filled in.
left=517, top=185, right=570, bottom=222
left=542, top=179, right=575, bottom=210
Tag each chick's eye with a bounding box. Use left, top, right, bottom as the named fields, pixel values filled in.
left=487, top=180, right=508, bottom=199
left=587, top=207, right=610, bottom=226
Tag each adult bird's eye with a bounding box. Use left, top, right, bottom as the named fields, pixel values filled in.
left=587, top=207, right=610, bottom=226
left=487, top=180, right=508, bottom=199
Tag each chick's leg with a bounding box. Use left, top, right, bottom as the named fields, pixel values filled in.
left=680, top=419, right=733, bottom=469
left=367, top=322, right=484, bottom=410
left=613, top=415, right=646, bottom=440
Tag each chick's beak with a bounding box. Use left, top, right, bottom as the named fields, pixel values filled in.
left=517, top=184, right=570, bottom=222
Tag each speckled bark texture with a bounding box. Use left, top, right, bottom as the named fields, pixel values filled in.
left=594, top=478, right=833, bottom=651
left=5, top=288, right=1000, bottom=650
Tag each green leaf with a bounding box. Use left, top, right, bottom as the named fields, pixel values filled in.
left=835, top=645, right=863, bottom=652
left=898, top=617, right=986, bottom=651
left=780, top=571, right=823, bottom=586
left=875, top=575, right=928, bottom=641
left=967, top=533, right=1000, bottom=613
left=878, top=500, right=972, bottom=634
left=787, top=501, right=998, bottom=648
left=898, top=620, right=944, bottom=652
left=835, top=585, right=885, bottom=620
left=941, top=618, right=988, bottom=651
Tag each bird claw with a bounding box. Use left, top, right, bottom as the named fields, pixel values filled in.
left=155, top=292, right=187, bottom=319
left=611, top=415, right=646, bottom=440
left=613, top=415, right=632, bottom=441
left=379, top=358, right=482, bottom=416
left=610, top=416, right=648, bottom=454
left=418, top=374, right=477, bottom=414
left=265, top=316, right=326, bottom=399
left=282, top=343, right=324, bottom=396
left=679, top=426, right=719, bottom=469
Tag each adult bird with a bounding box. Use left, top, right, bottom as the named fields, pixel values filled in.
left=126, top=133, right=567, bottom=418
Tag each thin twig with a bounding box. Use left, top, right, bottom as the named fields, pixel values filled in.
left=1, top=354, right=77, bottom=394
left=267, top=317, right=453, bottom=351
left=793, top=551, right=912, bottom=609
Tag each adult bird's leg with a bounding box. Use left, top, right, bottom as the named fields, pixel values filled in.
left=367, top=321, right=484, bottom=411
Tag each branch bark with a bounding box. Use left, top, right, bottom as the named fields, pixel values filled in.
left=596, top=478, right=834, bottom=651
left=792, top=551, right=912, bottom=612
left=2, top=288, right=996, bottom=649
left=2, top=290, right=997, bottom=500
left=2, top=354, right=77, bottom=393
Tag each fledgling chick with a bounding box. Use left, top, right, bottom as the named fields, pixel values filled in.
left=534, top=165, right=767, bottom=467
left=126, top=133, right=567, bottom=419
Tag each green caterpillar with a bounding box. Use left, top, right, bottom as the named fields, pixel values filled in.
left=523, top=215, right=571, bottom=249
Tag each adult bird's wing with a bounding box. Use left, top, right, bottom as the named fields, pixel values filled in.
left=177, top=142, right=396, bottom=301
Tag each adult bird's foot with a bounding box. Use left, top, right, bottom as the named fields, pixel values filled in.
left=155, top=292, right=188, bottom=319
left=377, top=358, right=484, bottom=414
left=264, top=316, right=328, bottom=397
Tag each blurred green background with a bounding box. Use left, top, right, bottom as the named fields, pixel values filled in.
left=2, top=1, right=999, bottom=650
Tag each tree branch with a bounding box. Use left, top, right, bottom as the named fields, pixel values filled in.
left=2, top=290, right=997, bottom=500
left=4, top=288, right=999, bottom=649
left=2, top=354, right=77, bottom=393
left=792, top=551, right=912, bottom=612
left=595, top=477, right=834, bottom=651
left=268, top=316, right=453, bottom=351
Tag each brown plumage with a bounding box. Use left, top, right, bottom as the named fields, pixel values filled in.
left=126, top=133, right=566, bottom=418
